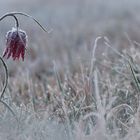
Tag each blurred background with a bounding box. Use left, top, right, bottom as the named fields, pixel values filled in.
left=0, top=1, right=140, bottom=139
left=0, top=0, right=140, bottom=104
left=0, top=0, right=140, bottom=62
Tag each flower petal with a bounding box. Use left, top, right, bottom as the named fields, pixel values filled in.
left=3, top=27, right=27, bottom=61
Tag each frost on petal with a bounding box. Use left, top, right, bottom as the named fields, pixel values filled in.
left=3, top=27, right=27, bottom=61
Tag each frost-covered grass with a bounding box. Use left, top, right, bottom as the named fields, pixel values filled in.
left=0, top=0, right=140, bottom=140
left=1, top=36, right=140, bottom=140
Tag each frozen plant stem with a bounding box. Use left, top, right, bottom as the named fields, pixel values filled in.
left=0, top=12, right=51, bottom=33
left=0, top=57, right=16, bottom=121
left=0, top=13, right=19, bottom=28
left=0, top=56, right=8, bottom=99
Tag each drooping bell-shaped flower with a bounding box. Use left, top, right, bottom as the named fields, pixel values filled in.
left=3, top=27, right=27, bottom=61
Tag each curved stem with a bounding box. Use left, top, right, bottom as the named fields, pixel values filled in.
left=0, top=13, right=19, bottom=29
left=0, top=56, right=8, bottom=99
left=12, top=15, right=19, bottom=29
left=0, top=57, right=17, bottom=121
left=0, top=12, right=52, bottom=33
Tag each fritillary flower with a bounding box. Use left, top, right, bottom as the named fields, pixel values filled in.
left=0, top=12, right=50, bottom=109
left=3, top=27, right=27, bottom=61
left=0, top=12, right=50, bottom=61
